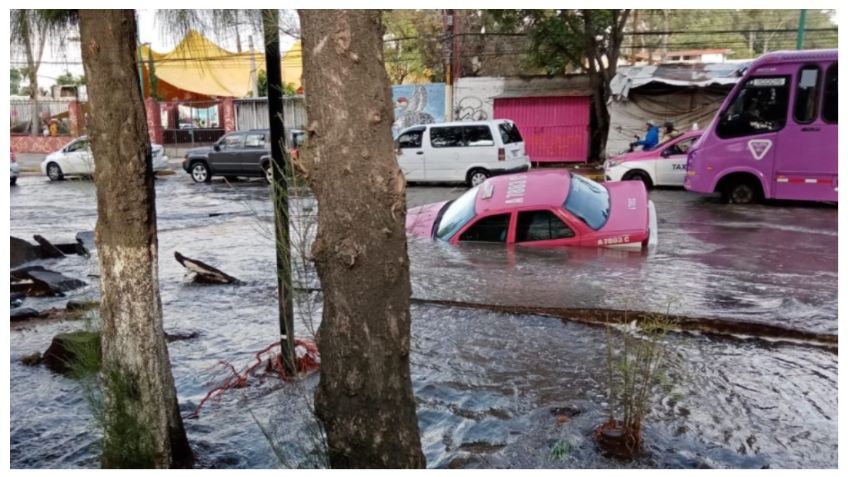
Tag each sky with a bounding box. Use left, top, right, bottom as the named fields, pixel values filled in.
left=11, top=9, right=299, bottom=91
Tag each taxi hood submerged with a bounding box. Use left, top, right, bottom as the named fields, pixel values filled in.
left=406, top=200, right=448, bottom=238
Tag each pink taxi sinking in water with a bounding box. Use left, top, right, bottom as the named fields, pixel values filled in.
left=406, top=170, right=658, bottom=249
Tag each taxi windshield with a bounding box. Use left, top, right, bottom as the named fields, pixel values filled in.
left=435, top=185, right=480, bottom=240
left=563, top=173, right=610, bottom=230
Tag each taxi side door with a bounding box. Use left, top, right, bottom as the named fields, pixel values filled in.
left=512, top=208, right=582, bottom=247
left=655, top=135, right=697, bottom=186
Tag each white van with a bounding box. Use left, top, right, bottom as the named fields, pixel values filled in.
left=394, top=119, right=531, bottom=187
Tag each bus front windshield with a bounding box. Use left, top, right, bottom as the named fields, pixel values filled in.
left=435, top=186, right=480, bottom=240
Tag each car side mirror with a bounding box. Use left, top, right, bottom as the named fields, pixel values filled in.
left=661, top=148, right=672, bottom=158
left=213, top=144, right=221, bottom=152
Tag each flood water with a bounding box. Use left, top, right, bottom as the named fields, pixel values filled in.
left=9, top=173, right=837, bottom=468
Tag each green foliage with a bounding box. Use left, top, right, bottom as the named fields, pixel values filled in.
left=56, top=71, right=86, bottom=86
left=258, top=69, right=267, bottom=96
left=382, top=10, right=443, bottom=84
left=11, top=68, right=22, bottom=95
left=64, top=312, right=156, bottom=468
left=256, top=70, right=297, bottom=97
left=549, top=440, right=572, bottom=461
left=63, top=331, right=102, bottom=378
left=490, top=10, right=629, bottom=75
left=99, top=367, right=157, bottom=468
left=603, top=309, right=676, bottom=438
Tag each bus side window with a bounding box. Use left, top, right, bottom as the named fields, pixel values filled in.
left=821, top=63, right=837, bottom=124
left=793, top=65, right=820, bottom=124
left=716, top=76, right=790, bottom=139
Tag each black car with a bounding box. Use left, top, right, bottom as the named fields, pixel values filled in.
left=182, top=129, right=272, bottom=183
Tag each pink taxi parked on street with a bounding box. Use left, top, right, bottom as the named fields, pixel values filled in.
left=406, top=170, right=658, bottom=249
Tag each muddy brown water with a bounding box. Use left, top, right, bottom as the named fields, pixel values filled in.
left=9, top=174, right=836, bottom=468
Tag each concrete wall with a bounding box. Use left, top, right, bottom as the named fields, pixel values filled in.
left=391, top=83, right=445, bottom=136
left=453, top=75, right=592, bottom=122
left=11, top=136, right=72, bottom=154
left=11, top=99, right=86, bottom=153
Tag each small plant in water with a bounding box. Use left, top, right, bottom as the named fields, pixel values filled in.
left=549, top=440, right=571, bottom=462
left=595, top=307, right=675, bottom=459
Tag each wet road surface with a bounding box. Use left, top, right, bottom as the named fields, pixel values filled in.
left=9, top=173, right=837, bottom=468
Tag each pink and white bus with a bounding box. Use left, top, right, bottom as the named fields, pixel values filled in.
left=684, top=49, right=837, bottom=203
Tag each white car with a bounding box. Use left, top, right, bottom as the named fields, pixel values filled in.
left=604, top=130, right=701, bottom=188
left=41, top=136, right=169, bottom=181
left=394, top=119, right=531, bottom=187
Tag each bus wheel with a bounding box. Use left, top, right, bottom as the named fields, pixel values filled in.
left=722, top=178, right=760, bottom=204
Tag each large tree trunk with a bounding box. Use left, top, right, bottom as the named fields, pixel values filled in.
left=588, top=75, right=611, bottom=163
left=78, top=10, right=193, bottom=469
left=298, top=10, right=425, bottom=468
left=583, top=9, right=628, bottom=163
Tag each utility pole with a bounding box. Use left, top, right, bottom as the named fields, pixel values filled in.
left=796, top=9, right=807, bottom=50
left=263, top=9, right=295, bottom=375
left=249, top=35, right=259, bottom=98
left=135, top=11, right=145, bottom=98
left=452, top=11, right=461, bottom=89
left=234, top=11, right=243, bottom=53
left=444, top=9, right=454, bottom=121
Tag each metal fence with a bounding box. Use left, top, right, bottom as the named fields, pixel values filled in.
left=10, top=99, right=76, bottom=136
left=159, top=100, right=226, bottom=146
left=235, top=96, right=307, bottom=131
left=162, top=128, right=227, bottom=145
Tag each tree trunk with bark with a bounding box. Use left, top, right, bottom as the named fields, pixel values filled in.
left=583, top=9, right=629, bottom=162
left=298, top=10, right=425, bottom=469
left=78, top=10, right=193, bottom=469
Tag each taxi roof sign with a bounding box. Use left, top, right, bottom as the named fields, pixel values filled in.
left=481, top=181, right=494, bottom=199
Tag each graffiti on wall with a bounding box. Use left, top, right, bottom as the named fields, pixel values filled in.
left=391, top=83, right=445, bottom=137
left=455, top=96, right=489, bottom=121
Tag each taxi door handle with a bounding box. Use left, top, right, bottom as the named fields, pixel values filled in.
left=416, top=151, right=424, bottom=155
left=801, top=126, right=821, bottom=132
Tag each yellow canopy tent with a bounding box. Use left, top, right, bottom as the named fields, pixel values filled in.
left=138, top=30, right=303, bottom=101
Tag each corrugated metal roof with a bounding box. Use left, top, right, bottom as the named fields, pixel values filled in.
left=493, top=88, right=592, bottom=99
left=611, top=62, right=748, bottom=99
